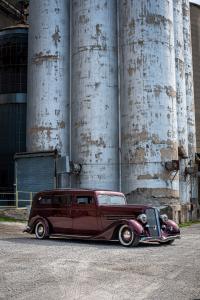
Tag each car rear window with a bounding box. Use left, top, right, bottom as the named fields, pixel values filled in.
left=37, top=194, right=72, bottom=206
left=38, top=196, right=52, bottom=205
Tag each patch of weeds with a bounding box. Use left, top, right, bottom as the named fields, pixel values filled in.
left=0, top=216, right=26, bottom=223
left=179, top=220, right=200, bottom=228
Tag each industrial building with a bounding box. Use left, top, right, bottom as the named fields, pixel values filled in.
left=0, top=0, right=200, bottom=222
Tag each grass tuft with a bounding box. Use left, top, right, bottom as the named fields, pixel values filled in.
left=0, top=216, right=26, bottom=223
left=179, top=220, right=200, bottom=228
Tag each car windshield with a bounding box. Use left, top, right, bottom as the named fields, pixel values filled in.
left=97, top=194, right=126, bottom=205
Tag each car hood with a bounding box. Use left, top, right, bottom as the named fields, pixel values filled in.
left=99, top=204, right=150, bottom=219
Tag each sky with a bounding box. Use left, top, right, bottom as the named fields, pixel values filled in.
left=190, top=0, right=200, bottom=4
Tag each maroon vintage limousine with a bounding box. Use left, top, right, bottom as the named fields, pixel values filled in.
left=24, top=188, right=180, bottom=247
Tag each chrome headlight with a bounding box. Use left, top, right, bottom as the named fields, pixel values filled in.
left=160, top=214, right=168, bottom=222
left=137, top=214, right=147, bottom=224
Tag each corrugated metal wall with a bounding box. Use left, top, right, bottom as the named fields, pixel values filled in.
left=0, top=104, right=26, bottom=190
left=0, top=28, right=27, bottom=94
left=15, top=156, right=55, bottom=193
left=0, top=27, right=27, bottom=191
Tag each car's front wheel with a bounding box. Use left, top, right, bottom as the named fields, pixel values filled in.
left=35, top=220, right=49, bottom=239
left=118, top=225, right=140, bottom=247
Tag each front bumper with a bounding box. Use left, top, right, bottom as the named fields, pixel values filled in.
left=140, top=235, right=180, bottom=243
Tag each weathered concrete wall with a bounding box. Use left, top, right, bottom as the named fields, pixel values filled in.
left=183, top=0, right=198, bottom=203
left=183, top=0, right=196, bottom=158
left=27, top=0, right=70, bottom=156
left=190, top=3, right=200, bottom=212
left=71, top=0, right=119, bottom=190
left=173, top=0, right=189, bottom=204
left=191, top=4, right=200, bottom=153
left=119, top=0, right=179, bottom=205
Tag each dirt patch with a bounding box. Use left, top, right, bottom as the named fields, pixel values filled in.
left=0, top=208, right=29, bottom=221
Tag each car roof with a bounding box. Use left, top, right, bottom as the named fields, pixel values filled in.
left=33, top=189, right=151, bottom=208
left=36, top=188, right=124, bottom=193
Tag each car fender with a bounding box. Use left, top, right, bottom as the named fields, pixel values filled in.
left=128, top=219, right=144, bottom=235
left=28, top=215, right=50, bottom=234
left=93, top=219, right=144, bottom=241
left=165, top=219, right=180, bottom=233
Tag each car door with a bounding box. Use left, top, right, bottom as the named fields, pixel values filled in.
left=71, top=193, right=100, bottom=236
left=47, top=193, right=73, bottom=234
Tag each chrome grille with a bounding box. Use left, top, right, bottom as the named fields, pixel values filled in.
left=145, top=208, right=160, bottom=237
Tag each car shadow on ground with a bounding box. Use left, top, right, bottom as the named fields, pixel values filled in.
left=0, top=234, right=173, bottom=249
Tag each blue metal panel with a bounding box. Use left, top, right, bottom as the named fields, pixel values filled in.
left=16, top=156, right=55, bottom=193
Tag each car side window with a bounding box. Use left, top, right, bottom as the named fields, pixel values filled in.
left=53, top=195, right=72, bottom=206
left=52, top=196, right=65, bottom=205
left=76, top=196, right=93, bottom=205
left=38, top=196, right=52, bottom=205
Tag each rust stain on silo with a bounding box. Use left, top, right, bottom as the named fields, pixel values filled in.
left=80, top=133, right=106, bottom=148
left=32, top=52, right=59, bottom=64
left=52, top=25, right=61, bottom=46
left=145, top=14, right=172, bottom=26
left=58, top=121, right=65, bottom=128
left=79, top=15, right=89, bottom=24
left=29, top=126, right=52, bottom=140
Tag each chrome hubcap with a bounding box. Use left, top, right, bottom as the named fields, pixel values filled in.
left=123, top=230, right=132, bottom=241
left=38, top=225, right=44, bottom=236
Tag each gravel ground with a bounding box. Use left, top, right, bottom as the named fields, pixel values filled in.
left=0, top=222, right=200, bottom=300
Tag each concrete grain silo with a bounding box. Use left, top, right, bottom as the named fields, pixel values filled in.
left=27, top=0, right=70, bottom=157
left=191, top=3, right=200, bottom=155
left=119, top=0, right=179, bottom=207
left=173, top=0, right=189, bottom=205
left=71, top=0, right=119, bottom=190
left=183, top=0, right=198, bottom=205
left=190, top=2, right=200, bottom=219
left=183, top=0, right=196, bottom=158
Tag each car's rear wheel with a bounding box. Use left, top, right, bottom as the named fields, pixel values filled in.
left=35, top=220, right=49, bottom=239
left=118, top=225, right=140, bottom=247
